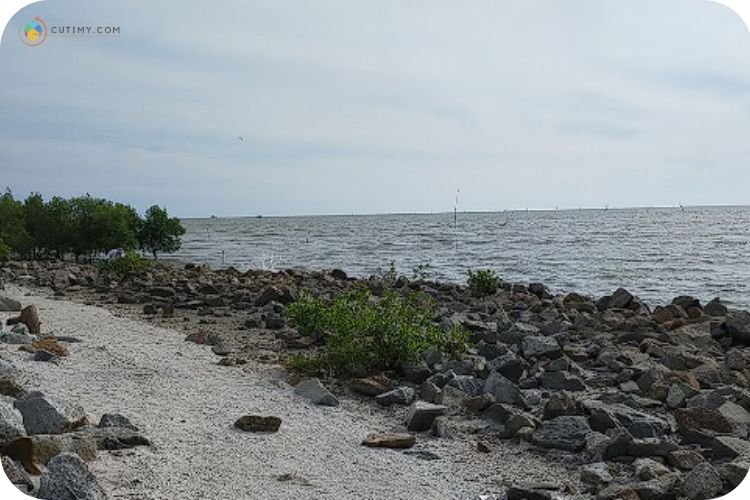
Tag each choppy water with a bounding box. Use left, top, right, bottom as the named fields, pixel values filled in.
left=173, top=206, right=750, bottom=309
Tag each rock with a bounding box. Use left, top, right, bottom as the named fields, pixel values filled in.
left=1, top=455, right=33, bottom=491
left=717, top=460, right=749, bottom=488
left=0, top=397, right=25, bottom=446
left=634, top=458, right=671, bottom=480
left=543, top=391, right=579, bottom=420
left=30, top=433, right=98, bottom=464
left=405, top=401, right=447, bottom=432
left=142, top=304, right=158, bottom=315
left=234, top=415, right=282, bottom=432
left=665, top=384, right=686, bottom=409
left=80, top=427, right=150, bottom=450
left=375, top=386, right=416, bottom=406
left=521, top=336, right=561, bottom=359
left=0, top=378, right=23, bottom=398
left=0, top=331, right=34, bottom=344
left=483, top=371, right=528, bottom=407
left=711, top=435, right=750, bottom=459
left=361, top=433, right=415, bottom=449
left=294, top=379, right=339, bottom=407
left=668, top=449, right=705, bottom=470
left=681, top=462, right=722, bottom=500
left=6, top=305, right=41, bottom=334
left=0, top=359, right=18, bottom=379
left=446, top=375, right=485, bottom=396
left=581, top=462, right=613, bottom=486
left=540, top=371, right=586, bottom=391
left=37, top=452, right=107, bottom=500
left=330, top=269, right=348, bottom=280
left=718, top=401, right=750, bottom=437
left=0, top=296, right=22, bottom=311
left=32, top=337, right=69, bottom=356
left=498, top=322, right=540, bottom=345
left=349, top=375, right=393, bottom=396
left=506, top=484, right=553, bottom=500
left=629, top=473, right=682, bottom=500
left=725, top=348, right=746, bottom=371
left=531, top=415, right=591, bottom=452
left=98, top=413, right=139, bottom=431
left=704, top=297, right=728, bottom=317
left=675, top=406, right=732, bottom=435
left=13, top=391, right=86, bottom=435
left=33, top=350, right=59, bottom=363
left=418, top=380, right=440, bottom=403
left=149, top=286, right=176, bottom=298
left=609, top=288, right=634, bottom=309
left=724, top=310, right=750, bottom=344
left=464, top=393, right=495, bottom=413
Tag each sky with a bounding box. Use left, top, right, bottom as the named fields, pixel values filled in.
left=1, top=0, right=750, bottom=217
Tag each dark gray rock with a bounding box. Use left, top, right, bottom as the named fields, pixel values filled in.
left=98, top=413, right=139, bottom=431
left=483, top=371, right=528, bottom=407
left=14, top=391, right=85, bottom=435
left=609, top=288, right=634, bottom=309
left=521, top=335, right=561, bottom=359
left=540, top=371, right=586, bottom=391
left=37, top=452, right=107, bottom=500
left=531, top=415, right=591, bottom=451
left=375, top=386, right=415, bottom=406
left=405, top=401, right=447, bottom=432
left=682, top=462, right=722, bottom=500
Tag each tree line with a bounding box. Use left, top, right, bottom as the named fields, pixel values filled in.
left=0, top=189, right=185, bottom=261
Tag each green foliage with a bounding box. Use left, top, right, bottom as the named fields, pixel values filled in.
left=467, top=268, right=501, bottom=296
left=374, top=260, right=399, bottom=285
left=286, top=289, right=469, bottom=375
left=0, top=239, right=10, bottom=261
left=0, top=190, right=183, bottom=262
left=138, top=205, right=185, bottom=259
left=411, top=262, right=432, bottom=281
left=98, top=250, right=151, bottom=279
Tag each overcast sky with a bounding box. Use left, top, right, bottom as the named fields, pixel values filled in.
left=1, top=0, right=749, bottom=217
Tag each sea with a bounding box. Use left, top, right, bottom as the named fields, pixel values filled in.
left=172, top=206, right=750, bottom=309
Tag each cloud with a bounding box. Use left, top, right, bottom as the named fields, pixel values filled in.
left=1, top=0, right=749, bottom=216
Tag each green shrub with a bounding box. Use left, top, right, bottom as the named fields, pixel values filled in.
left=411, top=262, right=432, bottom=281
left=467, top=269, right=500, bottom=296
left=98, top=251, right=150, bottom=279
left=286, top=289, right=468, bottom=375
left=373, top=260, right=398, bottom=285
left=0, top=239, right=10, bottom=261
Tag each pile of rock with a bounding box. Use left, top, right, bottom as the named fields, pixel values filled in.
left=3, top=261, right=750, bottom=497
left=1, top=297, right=150, bottom=497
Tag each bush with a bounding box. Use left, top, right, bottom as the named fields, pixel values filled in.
left=139, top=205, right=186, bottom=259
left=0, top=239, right=10, bottom=261
left=98, top=251, right=150, bottom=279
left=467, top=269, right=500, bottom=296
left=286, top=289, right=468, bottom=375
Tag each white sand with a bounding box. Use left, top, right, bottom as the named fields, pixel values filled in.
left=1, top=285, right=580, bottom=499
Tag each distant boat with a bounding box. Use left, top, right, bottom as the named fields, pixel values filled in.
left=256, top=215, right=263, bottom=219
left=210, top=215, right=218, bottom=219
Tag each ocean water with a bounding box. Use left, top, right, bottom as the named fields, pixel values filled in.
left=173, top=206, right=750, bottom=309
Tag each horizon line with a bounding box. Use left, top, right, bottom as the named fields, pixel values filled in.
left=179, top=203, right=750, bottom=220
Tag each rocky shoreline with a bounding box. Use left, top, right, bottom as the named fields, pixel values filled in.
left=2, top=259, right=750, bottom=499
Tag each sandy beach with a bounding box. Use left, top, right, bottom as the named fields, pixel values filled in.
left=1, top=284, right=583, bottom=499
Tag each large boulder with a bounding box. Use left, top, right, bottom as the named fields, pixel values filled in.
left=13, top=391, right=86, bottom=435
left=30, top=433, right=98, bottom=464
left=37, top=452, right=107, bottom=500
left=293, top=379, right=339, bottom=407
left=531, top=415, right=591, bottom=451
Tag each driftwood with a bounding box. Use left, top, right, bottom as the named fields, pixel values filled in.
left=5, top=304, right=41, bottom=334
